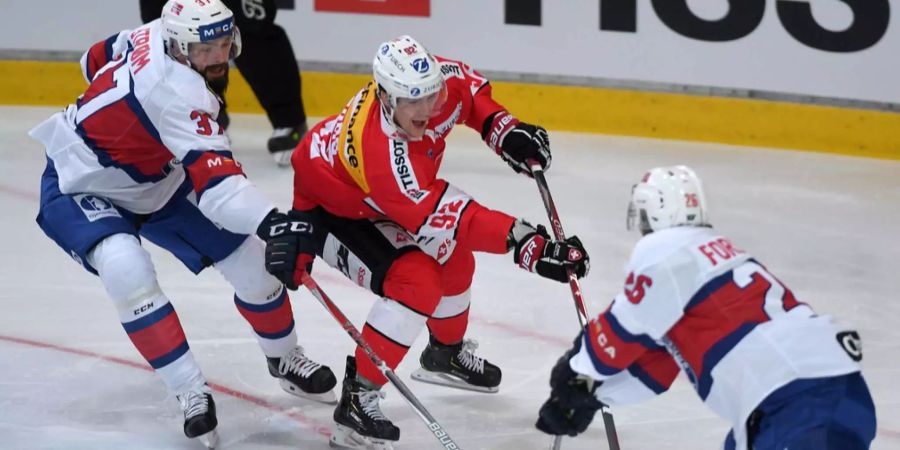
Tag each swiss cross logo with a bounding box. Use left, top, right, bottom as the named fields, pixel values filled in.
left=395, top=232, right=409, bottom=244
left=624, top=272, right=653, bottom=304
left=568, top=248, right=582, bottom=261
left=686, top=193, right=699, bottom=207
left=403, top=45, right=417, bottom=55
left=437, top=239, right=451, bottom=259
left=171, top=2, right=183, bottom=14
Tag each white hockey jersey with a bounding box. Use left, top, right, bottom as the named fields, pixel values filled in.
left=28, top=20, right=271, bottom=235
left=569, top=226, right=861, bottom=450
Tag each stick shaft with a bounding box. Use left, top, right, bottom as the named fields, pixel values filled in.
left=529, top=163, right=621, bottom=450
left=301, top=274, right=461, bottom=449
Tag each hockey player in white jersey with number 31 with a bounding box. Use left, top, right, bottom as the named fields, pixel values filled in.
left=535, top=166, right=876, bottom=450
left=29, top=0, right=337, bottom=447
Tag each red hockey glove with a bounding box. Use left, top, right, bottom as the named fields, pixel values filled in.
left=509, top=219, right=589, bottom=282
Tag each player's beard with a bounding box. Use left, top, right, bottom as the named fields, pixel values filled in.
left=204, top=63, right=230, bottom=91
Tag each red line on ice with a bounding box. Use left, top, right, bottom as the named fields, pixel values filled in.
left=0, top=334, right=332, bottom=438
left=0, top=184, right=38, bottom=202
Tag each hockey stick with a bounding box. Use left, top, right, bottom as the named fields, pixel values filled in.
left=300, top=273, right=461, bottom=450
left=527, top=161, right=621, bottom=450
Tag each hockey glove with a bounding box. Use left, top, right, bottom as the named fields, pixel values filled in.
left=484, top=111, right=551, bottom=177
left=536, top=333, right=605, bottom=437
left=509, top=219, right=589, bottom=282
left=256, top=209, right=317, bottom=290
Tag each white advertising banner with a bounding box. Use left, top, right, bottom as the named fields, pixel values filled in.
left=1, top=0, right=895, bottom=104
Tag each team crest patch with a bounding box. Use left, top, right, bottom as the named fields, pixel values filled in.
left=74, top=194, right=121, bottom=222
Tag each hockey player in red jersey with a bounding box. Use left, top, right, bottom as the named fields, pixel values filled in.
left=535, top=166, right=876, bottom=450
left=30, top=1, right=336, bottom=447
left=281, top=35, right=590, bottom=448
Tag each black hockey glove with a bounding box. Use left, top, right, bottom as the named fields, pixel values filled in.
left=536, top=333, right=605, bottom=437
left=509, top=219, right=589, bottom=282
left=256, top=209, right=317, bottom=290
left=483, top=111, right=551, bottom=177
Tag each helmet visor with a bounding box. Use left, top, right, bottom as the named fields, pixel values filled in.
left=395, top=81, right=448, bottom=119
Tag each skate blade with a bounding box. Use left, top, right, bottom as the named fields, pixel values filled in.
left=280, top=379, right=338, bottom=404
left=329, top=424, right=395, bottom=450
left=195, top=429, right=219, bottom=449
left=410, top=368, right=499, bottom=393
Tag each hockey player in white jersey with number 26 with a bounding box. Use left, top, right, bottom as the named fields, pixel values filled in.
left=535, top=166, right=876, bottom=449
left=29, top=0, right=336, bottom=448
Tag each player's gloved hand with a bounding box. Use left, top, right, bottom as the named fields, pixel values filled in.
left=509, top=219, right=589, bottom=282
left=536, top=334, right=605, bottom=437
left=484, top=111, right=551, bottom=177
left=256, top=209, right=317, bottom=290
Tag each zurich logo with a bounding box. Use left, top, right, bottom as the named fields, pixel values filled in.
left=410, top=87, right=421, bottom=97
left=411, top=57, right=429, bottom=74
left=79, top=195, right=113, bottom=212
left=381, top=44, right=390, bottom=55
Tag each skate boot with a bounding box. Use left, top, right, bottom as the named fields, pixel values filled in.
left=268, top=346, right=338, bottom=404
left=268, top=122, right=308, bottom=167
left=331, top=356, right=400, bottom=449
left=411, top=336, right=501, bottom=393
left=177, top=385, right=218, bottom=449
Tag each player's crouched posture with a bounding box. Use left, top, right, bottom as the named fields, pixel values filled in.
left=534, top=166, right=876, bottom=450
left=29, top=1, right=335, bottom=447
left=275, top=36, right=590, bottom=449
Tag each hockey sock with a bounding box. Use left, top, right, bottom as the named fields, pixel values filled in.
left=426, top=289, right=471, bottom=344
left=234, top=286, right=298, bottom=357
left=356, top=323, right=411, bottom=386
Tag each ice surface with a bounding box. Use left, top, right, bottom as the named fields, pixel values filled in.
left=1, top=106, right=898, bottom=449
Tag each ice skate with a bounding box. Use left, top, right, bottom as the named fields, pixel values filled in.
left=268, top=346, right=338, bottom=404
left=268, top=123, right=307, bottom=166
left=177, top=386, right=219, bottom=449
left=411, top=336, right=501, bottom=393
left=330, top=356, right=400, bottom=449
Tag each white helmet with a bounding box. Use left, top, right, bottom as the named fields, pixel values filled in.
left=373, top=35, right=445, bottom=111
left=161, top=0, right=241, bottom=59
left=626, top=165, right=710, bottom=235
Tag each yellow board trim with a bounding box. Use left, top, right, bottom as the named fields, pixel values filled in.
left=1, top=60, right=898, bottom=160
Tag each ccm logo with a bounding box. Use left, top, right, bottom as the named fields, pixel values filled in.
left=268, top=222, right=313, bottom=236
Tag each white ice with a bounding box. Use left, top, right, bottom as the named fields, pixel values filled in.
left=1, top=106, right=898, bottom=450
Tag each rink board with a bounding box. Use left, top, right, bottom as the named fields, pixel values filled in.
left=1, top=60, right=899, bottom=160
